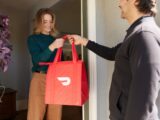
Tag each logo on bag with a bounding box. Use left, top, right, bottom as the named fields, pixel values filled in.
left=57, top=77, right=71, bottom=86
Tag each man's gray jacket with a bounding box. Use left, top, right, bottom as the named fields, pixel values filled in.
left=86, top=16, right=160, bottom=120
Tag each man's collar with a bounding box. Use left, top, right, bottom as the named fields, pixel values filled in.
left=126, top=16, right=154, bottom=34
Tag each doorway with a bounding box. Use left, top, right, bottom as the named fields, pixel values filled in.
left=50, top=0, right=87, bottom=120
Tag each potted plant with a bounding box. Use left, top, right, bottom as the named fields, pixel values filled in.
left=0, top=15, right=12, bottom=72
left=0, top=14, right=12, bottom=103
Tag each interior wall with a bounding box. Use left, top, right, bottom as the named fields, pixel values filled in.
left=0, top=4, right=30, bottom=110
left=94, top=0, right=127, bottom=119
left=51, top=0, right=81, bottom=34
left=96, top=1, right=110, bottom=119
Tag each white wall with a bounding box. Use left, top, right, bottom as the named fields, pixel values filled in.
left=0, top=4, right=30, bottom=110
left=93, top=0, right=127, bottom=119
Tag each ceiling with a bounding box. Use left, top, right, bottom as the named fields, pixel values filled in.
left=0, top=0, right=38, bottom=11
left=0, top=0, right=59, bottom=11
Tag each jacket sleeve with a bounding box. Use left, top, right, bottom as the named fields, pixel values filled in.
left=125, top=31, right=160, bottom=120
left=27, top=36, right=53, bottom=65
left=86, top=40, right=122, bottom=61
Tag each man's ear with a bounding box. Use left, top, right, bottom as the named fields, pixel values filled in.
left=134, top=0, right=139, bottom=6
left=129, top=0, right=138, bottom=6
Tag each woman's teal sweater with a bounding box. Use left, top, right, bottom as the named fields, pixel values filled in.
left=27, top=33, right=57, bottom=73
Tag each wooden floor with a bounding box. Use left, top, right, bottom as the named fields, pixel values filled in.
left=13, top=106, right=82, bottom=120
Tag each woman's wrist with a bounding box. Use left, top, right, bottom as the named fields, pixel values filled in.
left=49, top=44, right=55, bottom=51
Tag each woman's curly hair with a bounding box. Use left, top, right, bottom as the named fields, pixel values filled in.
left=33, top=8, right=59, bottom=37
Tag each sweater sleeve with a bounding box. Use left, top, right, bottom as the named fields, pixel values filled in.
left=27, top=36, right=53, bottom=65
left=125, top=31, right=160, bottom=120
left=86, top=40, right=122, bottom=61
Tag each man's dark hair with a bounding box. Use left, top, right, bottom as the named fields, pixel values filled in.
left=136, top=0, right=157, bottom=16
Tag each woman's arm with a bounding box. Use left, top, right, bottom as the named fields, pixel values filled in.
left=27, top=36, right=64, bottom=64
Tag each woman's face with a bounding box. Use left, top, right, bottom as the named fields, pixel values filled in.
left=41, top=14, right=54, bottom=35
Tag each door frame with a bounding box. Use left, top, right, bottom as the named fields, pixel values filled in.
left=81, top=0, right=98, bottom=120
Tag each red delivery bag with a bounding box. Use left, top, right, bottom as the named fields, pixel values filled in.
left=40, top=40, right=89, bottom=106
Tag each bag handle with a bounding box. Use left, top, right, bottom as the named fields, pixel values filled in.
left=39, top=35, right=79, bottom=65
left=54, top=35, right=78, bottom=63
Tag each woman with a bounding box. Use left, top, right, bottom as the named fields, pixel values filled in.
left=27, top=8, right=64, bottom=120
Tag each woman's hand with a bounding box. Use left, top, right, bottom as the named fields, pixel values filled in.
left=67, top=35, right=88, bottom=46
left=49, top=38, right=64, bottom=51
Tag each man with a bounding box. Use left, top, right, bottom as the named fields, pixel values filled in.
left=68, top=0, right=160, bottom=119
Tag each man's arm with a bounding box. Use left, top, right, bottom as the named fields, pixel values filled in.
left=67, top=34, right=121, bottom=61
left=86, top=41, right=122, bottom=61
